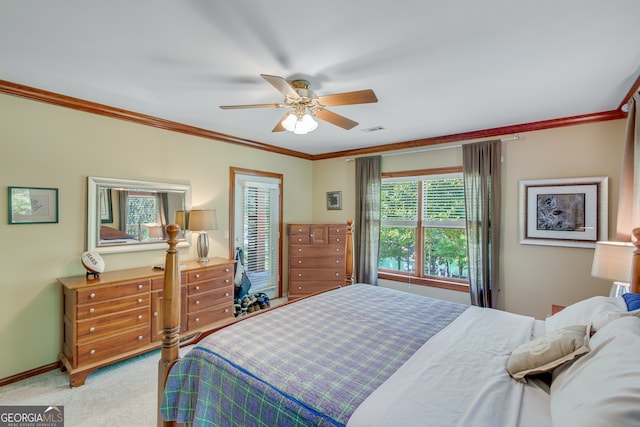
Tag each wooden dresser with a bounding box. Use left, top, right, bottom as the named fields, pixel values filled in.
left=58, top=258, right=234, bottom=387
left=288, top=223, right=348, bottom=299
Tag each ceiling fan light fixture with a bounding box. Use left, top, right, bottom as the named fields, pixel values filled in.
left=282, top=111, right=318, bottom=135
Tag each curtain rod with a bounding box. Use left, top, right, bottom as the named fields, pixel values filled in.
left=345, top=135, right=519, bottom=162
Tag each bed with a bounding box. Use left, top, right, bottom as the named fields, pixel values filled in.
left=156, top=221, right=640, bottom=426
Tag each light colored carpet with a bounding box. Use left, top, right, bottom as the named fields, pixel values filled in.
left=0, top=346, right=193, bottom=427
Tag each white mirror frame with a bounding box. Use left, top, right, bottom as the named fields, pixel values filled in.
left=87, top=176, right=192, bottom=254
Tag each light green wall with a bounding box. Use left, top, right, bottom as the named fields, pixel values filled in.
left=312, top=120, right=628, bottom=319
left=0, top=90, right=629, bottom=380
left=0, top=93, right=313, bottom=379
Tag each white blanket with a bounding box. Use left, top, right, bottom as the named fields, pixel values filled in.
left=348, top=306, right=536, bottom=427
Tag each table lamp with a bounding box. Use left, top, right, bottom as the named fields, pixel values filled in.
left=187, top=209, right=218, bottom=262
left=591, top=241, right=634, bottom=297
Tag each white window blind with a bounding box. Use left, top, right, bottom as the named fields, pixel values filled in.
left=242, top=179, right=279, bottom=292
left=422, top=177, right=465, bottom=228
left=380, top=180, right=418, bottom=227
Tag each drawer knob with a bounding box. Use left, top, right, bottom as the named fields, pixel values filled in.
left=335, top=273, right=339, bottom=276
left=224, top=308, right=229, bottom=313
left=89, top=327, right=95, bottom=333
left=298, top=228, right=302, bottom=232
left=138, top=284, right=143, bottom=289
left=298, top=248, right=302, bottom=252
left=298, top=260, right=302, bottom=264
left=225, top=292, right=230, bottom=297
left=298, top=273, right=302, bottom=277
left=137, top=298, right=143, bottom=303
left=138, top=336, right=143, bottom=341
left=195, top=274, right=201, bottom=279
left=195, top=317, right=200, bottom=323
left=224, top=279, right=230, bottom=283
left=195, top=285, right=200, bottom=291
left=298, top=286, right=302, bottom=290
left=154, top=311, right=158, bottom=317
left=336, top=238, right=340, bottom=242
left=337, top=229, right=340, bottom=232
left=196, top=300, right=200, bottom=305
left=336, top=248, right=340, bottom=252
left=336, top=260, right=340, bottom=263
left=89, top=293, right=96, bottom=299
left=90, top=349, right=96, bottom=355
left=89, top=308, right=95, bottom=314
left=298, top=238, right=302, bottom=242
left=225, top=268, right=229, bottom=273
left=138, top=315, right=143, bottom=320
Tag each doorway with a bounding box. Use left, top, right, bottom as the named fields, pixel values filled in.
left=230, top=168, right=283, bottom=299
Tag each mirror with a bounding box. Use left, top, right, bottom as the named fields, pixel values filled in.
left=87, top=176, right=192, bottom=254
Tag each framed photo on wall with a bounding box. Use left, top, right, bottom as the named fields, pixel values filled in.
left=327, top=191, right=342, bottom=210
left=519, top=177, right=607, bottom=248
left=8, top=186, right=59, bottom=224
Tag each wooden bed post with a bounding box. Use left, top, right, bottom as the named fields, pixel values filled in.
left=631, top=228, right=640, bottom=294
left=345, top=219, right=354, bottom=286
left=158, top=224, right=181, bottom=427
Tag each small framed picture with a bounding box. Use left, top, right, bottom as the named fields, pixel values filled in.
left=8, top=186, right=59, bottom=224
left=327, top=191, right=342, bottom=210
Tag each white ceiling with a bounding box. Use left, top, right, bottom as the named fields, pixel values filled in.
left=1, top=1, right=640, bottom=156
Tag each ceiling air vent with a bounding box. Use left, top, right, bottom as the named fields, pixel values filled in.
left=361, top=126, right=385, bottom=133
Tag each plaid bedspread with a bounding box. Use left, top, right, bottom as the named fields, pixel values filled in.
left=161, top=284, right=468, bottom=427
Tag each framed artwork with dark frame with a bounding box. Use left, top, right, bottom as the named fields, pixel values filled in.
left=8, top=186, right=59, bottom=224
left=519, top=176, right=607, bottom=248
left=327, top=191, right=342, bottom=210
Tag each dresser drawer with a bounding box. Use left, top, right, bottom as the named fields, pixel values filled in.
left=76, top=294, right=150, bottom=320
left=188, top=265, right=233, bottom=283
left=289, top=225, right=310, bottom=235
left=289, top=281, right=340, bottom=297
left=290, top=256, right=344, bottom=268
left=188, top=276, right=233, bottom=295
left=290, top=245, right=344, bottom=257
left=290, top=268, right=344, bottom=281
left=187, top=302, right=233, bottom=330
left=77, top=280, right=150, bottom=304
left=77, top=326, right=150, bottom=365
left=187, top=286, right=233, bottom=311
left=328, top=225, right=347, bottom=235
left=76, top=307, right=149, bottom=344
left=291, top=234, right=310, bottom=244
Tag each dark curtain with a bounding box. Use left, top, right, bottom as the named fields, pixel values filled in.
left=463, top=140, right=502, bottom=308
left=616, top=92, right=640, bottom=241
left=355, top=156, right=381, bottom=285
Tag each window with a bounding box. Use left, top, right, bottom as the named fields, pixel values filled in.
left=378, top=168, right=468, bottom=287
left=125, top=192, right=160, bottom=238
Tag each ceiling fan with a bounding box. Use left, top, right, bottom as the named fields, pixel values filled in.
left=220, top=74, right=378, bottom=134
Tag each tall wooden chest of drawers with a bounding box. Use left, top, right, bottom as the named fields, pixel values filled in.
left=59, top=258, right=234, bottom=387
left=288, top=223, right=348, bottom=299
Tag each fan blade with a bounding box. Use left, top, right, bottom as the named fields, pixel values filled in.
left=317, top=89, right=378, bottom=107
left=261, top=74, right=300, bottom=99
left=219, top=103, right=284, bottom=110
left=272, top=112, right=288, bottom=132
left=315, top=109, right=358, bottom=130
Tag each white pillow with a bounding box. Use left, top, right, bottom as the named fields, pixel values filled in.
left=550, top=316, right=640, bottom=426
left=545, top=296, right=627, bottom=333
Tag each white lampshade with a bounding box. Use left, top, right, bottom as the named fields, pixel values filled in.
left=591, top=241, right=634, bottom=296
left=187, top=209, right=218, bottom=231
